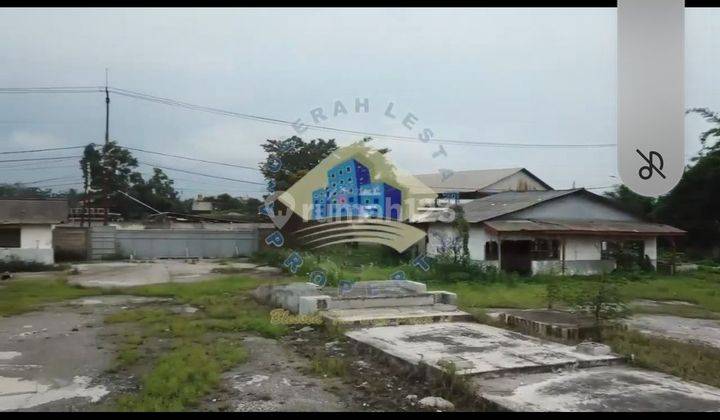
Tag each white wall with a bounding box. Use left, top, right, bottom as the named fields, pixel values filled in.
left=563, top=237, right=602, bottom=261
left=425, top=222, right=659, bottom=275
left=20, top=225, right=54, bottom=249
left=426, top=224, right=458, bottom=257
left=644, top=237, right=657, bottom=261
left=0, top=224, right=54, bottom=264
left=468, top=226, right=498, bottom=261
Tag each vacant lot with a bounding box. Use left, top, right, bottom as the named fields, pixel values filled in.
left=257, top=247, right=720, bottom=389
left=0, top=262, right=473, bottom=412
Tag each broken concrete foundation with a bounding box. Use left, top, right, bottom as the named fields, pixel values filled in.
left=486, top=309, right=601, bottom=341
left=253, top=280, right=469, bottom=326
left=255, top=281, right=720, bottom=411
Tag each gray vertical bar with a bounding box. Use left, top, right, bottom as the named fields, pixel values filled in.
left=618, top=0, right=684, bottom=197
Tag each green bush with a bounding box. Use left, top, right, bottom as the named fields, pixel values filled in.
left=250, top=249, right=287, bottom=266
left=0, top=256, right=65, bottom=273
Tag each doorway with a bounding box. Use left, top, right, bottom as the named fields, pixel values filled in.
left=500, top=240, right=533, bottom=275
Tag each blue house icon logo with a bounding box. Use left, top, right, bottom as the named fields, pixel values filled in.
left=311, top=158, right=402, bottom=220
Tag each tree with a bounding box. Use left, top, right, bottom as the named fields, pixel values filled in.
left=260, top=136, right=338, bottom=191
left=603, top=185, right=656, bottom=220
left=566, top=277, right=628, bottom=341
left=80, top=141, right=142, bottom=208
left=652, top=108, right=720, bottom=250
left=452, top=205, right=470, bottom=261
left=125, top=168, right=184, bottom=218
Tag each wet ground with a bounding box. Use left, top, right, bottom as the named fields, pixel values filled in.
left=0, top=296, right=162, bottom=411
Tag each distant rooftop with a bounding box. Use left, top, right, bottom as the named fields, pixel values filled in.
left=0, top=197, right=68, bottom=225
left=413, top=168, right=552, bottom=194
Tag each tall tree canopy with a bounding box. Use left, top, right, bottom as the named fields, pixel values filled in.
left=260, top=136, right=338, bottom=191
left=604, top=108, right=720, bottom=250
left=652, top=108, right=720, bottom=248
left=603, top=185, right=656, bottom=220
left=80, top=141, right=142, bottom=201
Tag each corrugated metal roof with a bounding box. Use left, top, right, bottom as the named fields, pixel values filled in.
left=462, top=189, right=580, bottom=223
left=408, top=189, right=580, bottom=224
left=484, top=219, right=685, bottom=236
left=414, top=168, right=529, bottom=193
left=0, top=198, right=68, bottom=224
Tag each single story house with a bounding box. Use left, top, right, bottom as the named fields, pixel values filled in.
left=0, top=198, right=68, bottom=265
left=412, top=188, right=684, bottom=275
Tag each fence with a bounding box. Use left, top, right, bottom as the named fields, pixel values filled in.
left=53, top=226, right=89, bottom=261
left=54, top=225, right=262, bottom=261
left=115, top=228, right=258, bottom=259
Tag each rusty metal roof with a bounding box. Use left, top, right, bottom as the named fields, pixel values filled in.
left=0, top=198, right=68, bottom=224
left=484, top=219, right=685, bottom=236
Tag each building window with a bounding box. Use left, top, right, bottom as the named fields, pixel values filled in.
left=0, top=228, right=21, bottom=248
left=485, top=241, right=499, bottom=260
left=531, top=239, right=560, bottom=260
left=349, top=197, right=354, bottom=203
left=346, top=167, right=351, bottom=173
left=365, top=199, right=370, bottom=204
left=373, top=198, right=379, bottom=204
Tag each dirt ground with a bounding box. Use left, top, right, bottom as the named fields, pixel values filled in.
left=0, top=282, right=470, bottom=412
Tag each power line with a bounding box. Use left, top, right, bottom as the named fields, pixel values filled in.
left=124, top=146, right=259, bottom=171
left=137, top=161, right=266, bottom=186
left=0, top=87, right=104, bottom=93
left=0, top=84, right=616, bottom=149
left=108, top=86, right=616, bottom=149
left=0, top=163, right=79, bottom=171
left=0, top=145, right=86, bottom=155
left=0, top=155, right=80, bottom=163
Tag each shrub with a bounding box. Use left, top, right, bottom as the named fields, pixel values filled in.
left=250, top=249, right=287, bottom=266
left=0, top=256, right=65, bottom=273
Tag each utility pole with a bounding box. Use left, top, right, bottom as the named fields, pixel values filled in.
left=103, top=69, right=110, bottom=226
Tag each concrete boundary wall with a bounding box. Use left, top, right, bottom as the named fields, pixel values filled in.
left=89, top=226, right=117, bottom=260
left=115, top=228, right=258, bottom=259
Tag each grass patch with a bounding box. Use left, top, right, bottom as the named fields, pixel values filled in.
left=605, top=329, right=720, bottom=388
left=116, top=339, right=248, bottom=411
left=309, top=354, right=348, bottom=378
left=0, top=277, right=111, bottom=316
left=106, top=275, right=287, bottom=411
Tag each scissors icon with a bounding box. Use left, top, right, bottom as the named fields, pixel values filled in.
left=636, top=149, right=666, bottom=180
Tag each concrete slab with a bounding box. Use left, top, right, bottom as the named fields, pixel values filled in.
left=476, top=366, right=720, bottom=411
left=0, top=310, right=110, bottom=411
left=491, top=309, right=598, bottom=341
left=624, top=315, right=720, bottom=350
left=345, top=322, right=622, bottom=376
left=322, top=304, right=473, bottom=327
left=68, top=260, right=236, bottom=288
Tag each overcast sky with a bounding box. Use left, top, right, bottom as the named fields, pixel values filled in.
left=1, top=7, right=719, bottom=199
